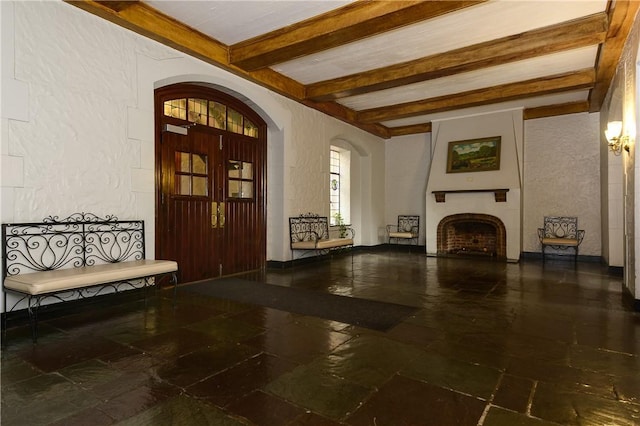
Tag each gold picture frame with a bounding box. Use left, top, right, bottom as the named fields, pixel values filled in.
left=446, top=136, right=501, bottom=173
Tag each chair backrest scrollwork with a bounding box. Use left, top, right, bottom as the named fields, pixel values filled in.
left=542, top=216, right=578, bottom=239
left=398, top=215, right=419, bottom=235
left=2, top=213, right=145, bottom=278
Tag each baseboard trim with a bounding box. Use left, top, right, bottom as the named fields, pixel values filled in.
left=267, top=244, right=425, bottom=269
left=622, top=286, right=640, bottom=312
left=520, top=251, right=603, bottom=263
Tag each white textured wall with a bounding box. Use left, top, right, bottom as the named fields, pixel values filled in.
left=600, top=12, right=639, bottom=298
left=384, top=133, right=431, bottom=245
left=600, top=85, right=624, bottom=268
left=523, top=114, right=601, bottom=257
left=0, top=1, right=386, bottom=311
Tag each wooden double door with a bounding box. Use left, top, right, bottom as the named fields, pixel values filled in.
left=155, top=85, right=266, bottom=284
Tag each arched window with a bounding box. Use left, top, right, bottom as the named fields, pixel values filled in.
left=163, top=97, right=259, bottom=138
left=329, top=146, right=350, bottom=226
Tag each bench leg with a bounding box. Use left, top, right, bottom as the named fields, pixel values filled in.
left=351, top=246, right=354, bottom=270
left=170, top=271, right=178, bottom=306
left=143, top=277, right=150, bottom=306
left=27, top=296, right=41, bottom=344
left=2, top=290, right=6, bottom=342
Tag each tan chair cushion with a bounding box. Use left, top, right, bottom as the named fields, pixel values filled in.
left=315, top=238, right=353, bottom=249
left=4, top=260, right=178, bottom=295
left=389, top=232, right=414, bottom=239
left=291, top=241, right=318, bottom=250
left=291, top=238, right=353, bottom=250
left=541, top=237, right=579, bottom=246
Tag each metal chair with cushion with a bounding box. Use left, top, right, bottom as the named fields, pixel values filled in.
left=538, top=216, right=585, bottom=262
left=387, top=215, right=419, bottom=247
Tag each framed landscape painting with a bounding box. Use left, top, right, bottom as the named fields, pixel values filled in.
left=446, top=136, right=501, bottom=173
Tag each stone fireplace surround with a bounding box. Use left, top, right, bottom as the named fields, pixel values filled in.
left=437, top=213, right=506, bottom=259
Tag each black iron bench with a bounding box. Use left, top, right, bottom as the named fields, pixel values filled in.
left=538, top=216, right=585, bottom=262
left=386, top=215, right=419, bottom=246
left=2, top=213, right=178, bottom=342
left=289, top=213, right=354, bottom=260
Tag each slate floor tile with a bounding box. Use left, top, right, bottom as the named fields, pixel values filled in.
left=346, top=374, right=486, bottom=426
left=1, top=254, right=637, bottom=426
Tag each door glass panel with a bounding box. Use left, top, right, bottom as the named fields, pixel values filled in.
left=177, top=152, right=190, bottom=172
left=228, top=160, right=241, bottom=178
left=228, top=159, right=254, bottom=199
left=228, top=180, right=254, bottom=198
left=241, top=162, right=253, bottom=179
left=193, top=154, right=207, bottom=174
left=209, top=102, right=227, bottom=130
left=188, top=98, right=208, bottom=125
left=227, top=108, right=243, bottom=134
left=241, top=181, right=253, bottom=198
left=228, top=180, right=241, bottom=198
left=164, top=98, right=186, bottom=120
left=177, top=175, right=190, bottom=195
left=193, top=177, right=207, bottom=196
left=175, top=151, right=209, bottom=196
left=244, top=119, right=258, bottom=138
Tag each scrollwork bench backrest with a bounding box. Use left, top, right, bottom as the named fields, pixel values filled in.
left=398, top=215, right=419, bottom=235
left=289, top=214, right=330, bottom=244
left=2, top=213, right=145, bottom=278
left=541, top=216, right=580, bottom=239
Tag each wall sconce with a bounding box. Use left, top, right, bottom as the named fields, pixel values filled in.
left=605, top=121, right=630, bottom=155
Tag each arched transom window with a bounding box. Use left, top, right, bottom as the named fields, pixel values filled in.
left=163, top=97, right=259, bottom=138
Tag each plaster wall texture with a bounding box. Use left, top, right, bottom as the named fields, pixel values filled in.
left=384, top=133, right=431, bottom=245
left=601, top=12, right=639, bottom=297
left=523, top=113, right=601, bottom=257
left=621, top=15, right=638, bottom=299
left=600, top=76, right=624, bottom=267
left=0, top=1, right=386, bottom=311
left=426, top=110, right=523, bottom=261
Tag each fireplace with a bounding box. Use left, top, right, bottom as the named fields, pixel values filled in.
left=437, top=213, right=506, bottom=259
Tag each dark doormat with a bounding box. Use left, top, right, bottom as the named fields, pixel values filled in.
left=183, top=278, right=420, bottom=331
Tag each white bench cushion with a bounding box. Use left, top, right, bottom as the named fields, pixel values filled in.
left=541, top=237, right=579, bottom=246
left=291, top=238, right=353, bottom=250
left=389, top=232, right=414, bottom=239
left=4, top=260, right=178, bottom=295
left=316, top=238, right=353, bottom=249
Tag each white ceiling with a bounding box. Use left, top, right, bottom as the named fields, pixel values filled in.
left=75, top=0, right=632, bottom=137
left=146, top=0, right=354, bottom=44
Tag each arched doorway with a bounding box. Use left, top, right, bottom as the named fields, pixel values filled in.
left=155, top=84, right=267, bottom=283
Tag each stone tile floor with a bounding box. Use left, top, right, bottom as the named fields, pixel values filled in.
left=1, top=252, right=639, bottom=425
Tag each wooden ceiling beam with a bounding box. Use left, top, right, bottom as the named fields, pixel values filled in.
left=307, top=13, right=607, bottom=102
left=302, top=99, right=391, bottom=138
left=385, top=101, right=591, bottom=136
left=388, top=101, right=589, bottom=137
left=94, top=1, right=137, bottom=12
left=589, top=0, right=640, bottom=112
left=523, top=101, right=590, bottom=120
left=96, top=0, right=138, bottom=12
left=358, top=69, right=596, bottom=123
left=229, top=0, right=485, bottom=71
left=386, top=101, right=590, bottom=137
left=388, top=123, right=432, bottom=137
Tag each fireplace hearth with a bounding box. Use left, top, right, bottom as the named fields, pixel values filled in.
left=437, top=213, right=506, bottom=259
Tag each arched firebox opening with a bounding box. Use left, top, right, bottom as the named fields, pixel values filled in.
left=437, top=213, right=506, bottom=259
